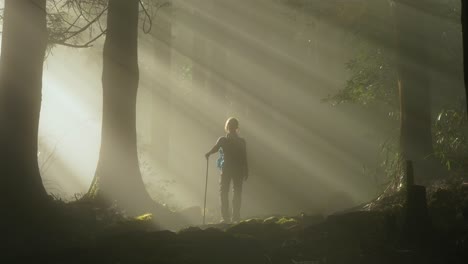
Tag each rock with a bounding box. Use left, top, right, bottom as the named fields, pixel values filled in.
left=300, top=213, right=325, bottom=228
left=227, top=218, right=289, bottom=247
left=263, top=216, right=280, bottom=224
left=325, top=211, right=388, bottom=260
left=428, top=188, right=457, bottom=230
left=276, top=217, right=299, bottom=228
left=178, top=226, right=231, bottom=241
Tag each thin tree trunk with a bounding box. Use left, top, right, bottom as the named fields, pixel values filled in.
left=192, top=32, right=207, bottom=92
left=0, top=0, right=49, bottom=211
left=462, top=0, right=468, bottom=115
left=87, top=0, right=155, bottom=215
left=395, top=0, right=437, bottom=182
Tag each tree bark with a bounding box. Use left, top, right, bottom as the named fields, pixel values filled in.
left=462, top=0, right=468, bottom=115
left=192, top=30, right=208, bottom=92
left=87, top=0, right=156, bottom=215
left=0, top=0, right=49, bottom=211
left=395, top=0, right=437, bottom=182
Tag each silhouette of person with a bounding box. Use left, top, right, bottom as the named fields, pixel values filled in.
left=205, top=117, right=248, bottom=223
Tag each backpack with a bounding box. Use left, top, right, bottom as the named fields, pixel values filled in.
left=217, top=148, right=224, bottom=170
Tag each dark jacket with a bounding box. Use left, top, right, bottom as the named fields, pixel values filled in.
left=214, top=134, right=248, bottom=177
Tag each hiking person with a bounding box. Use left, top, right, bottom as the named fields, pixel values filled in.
left=205, top=117, right=248, bottom=223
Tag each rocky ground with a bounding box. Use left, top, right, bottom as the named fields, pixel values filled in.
left=3, top=180, right=468, bottom=264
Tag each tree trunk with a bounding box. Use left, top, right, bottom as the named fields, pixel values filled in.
left=462, top=0, right=468, bottom=114
left=395, top=0, right=437, bottom=183
left=192, top=31, right=208, bottom=93
left=87, top=0, right=155, bottom=215
left=0, top=0, right=49, bottom=212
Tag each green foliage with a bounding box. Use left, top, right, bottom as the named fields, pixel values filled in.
left=275, top=217, right=299, bottom=228
left=323, top=0, right=466, bottom=191
left=433, top=105, right=468, bottom=173
left=325, top=43, right=397, bottom=107
left=325, top=0, right=461, bottom=110
left=135, top=213, right=153, bottom=221
left=322, top=0, right=398, bottom=110
left=365, top=105, right=468, bottom=196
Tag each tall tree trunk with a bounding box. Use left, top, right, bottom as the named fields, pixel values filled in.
left=395, top=0, right=437, bottom=183
left=87, top=0, right=155, bottom=215
left=462, top=0, right=468, bottom=114
left=192, top=32, right=207, bottom=93
left=0, top=0, right=48, bottom=212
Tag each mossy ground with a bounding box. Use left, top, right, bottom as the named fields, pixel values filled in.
left=2, top=182, right=468, bottom=264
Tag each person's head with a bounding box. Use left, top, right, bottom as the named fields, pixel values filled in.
left=225, top=117, right=239, bottom=134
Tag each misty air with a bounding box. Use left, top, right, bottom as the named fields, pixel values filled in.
left=1, top=0, right=468, bottom=263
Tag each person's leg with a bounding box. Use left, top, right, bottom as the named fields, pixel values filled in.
left=232, top=175, right=243, bottom=222
left=219, top=173, right=231, bottom=222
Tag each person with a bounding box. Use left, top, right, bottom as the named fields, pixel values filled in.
left=205, top=117, right=248, bottom=223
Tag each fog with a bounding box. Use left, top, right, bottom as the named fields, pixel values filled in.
left=25, top=0, right=464, bottom=218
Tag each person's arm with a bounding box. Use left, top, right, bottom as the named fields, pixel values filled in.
left=205, top=137, right=223, bottom=159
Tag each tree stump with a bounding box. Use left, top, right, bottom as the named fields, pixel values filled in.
left=402, top=160, right=430, bottom=247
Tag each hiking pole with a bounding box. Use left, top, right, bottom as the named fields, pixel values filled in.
left=203, top=157, right=209, bottom=225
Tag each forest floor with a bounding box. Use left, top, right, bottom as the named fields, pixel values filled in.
left=3, top=179, right=468, bottom=264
